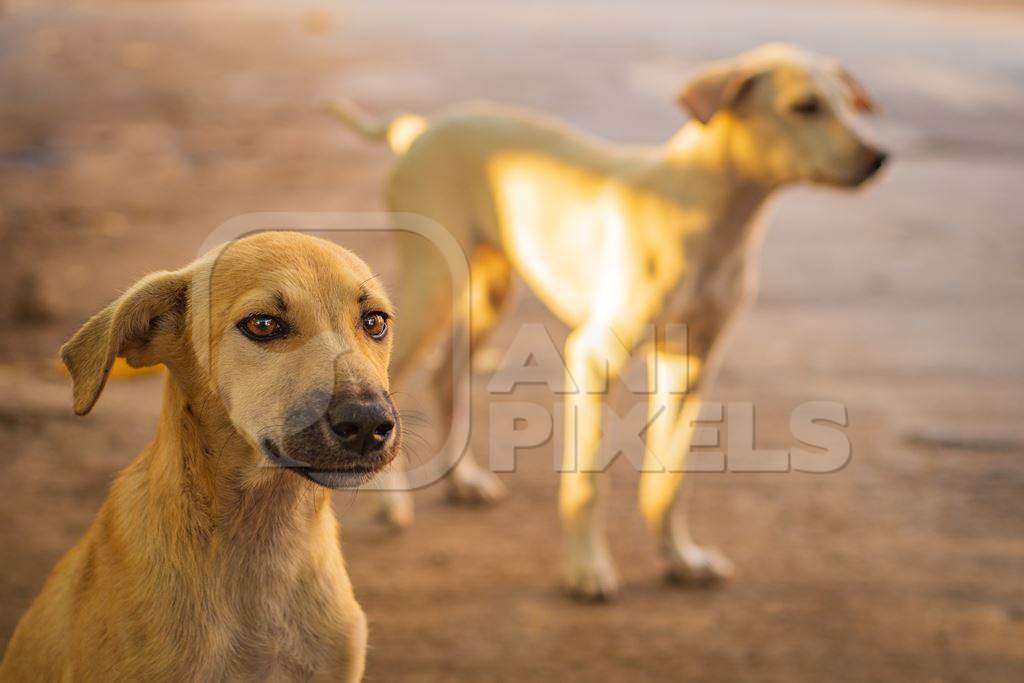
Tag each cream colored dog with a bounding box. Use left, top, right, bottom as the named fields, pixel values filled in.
left=331, top=44, right=886, bottom=600
left=1, top=232, right=399, bottom=680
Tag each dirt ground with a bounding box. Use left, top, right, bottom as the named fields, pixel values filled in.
left=2, top=1, right=1023, bottom=681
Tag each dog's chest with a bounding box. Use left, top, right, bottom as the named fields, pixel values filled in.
left=654, top=184, right=770, bottom=325
left=655, top=239, right=754, bottom=332
left=188, top=557, right=354, bottom=679
left=195, top=594, right=336, bottom=679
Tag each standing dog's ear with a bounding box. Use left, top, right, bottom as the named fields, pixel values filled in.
left=833, top=64, right=879, bottom=114
left=678, top=60, right=761, bottom=125
left=61, top=270, right=189, bottom=416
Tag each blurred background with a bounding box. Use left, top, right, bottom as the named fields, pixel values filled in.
left=1, top=1, right=1022, bottom=680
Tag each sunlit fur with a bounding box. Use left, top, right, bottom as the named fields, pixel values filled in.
left=1, top=232, right=396, bottom=680
left=331, top=44, right=886, bottom=599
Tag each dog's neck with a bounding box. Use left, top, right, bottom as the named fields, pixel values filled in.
left=663, top=114, right=782, bottom=190
left=659, top=117, right=778, bottom=262
left=142, top=372, right=336, bottom=574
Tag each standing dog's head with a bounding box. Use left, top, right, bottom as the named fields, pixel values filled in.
left=60, top=231, right=399, bottom=489
left=678, top=43, right=888, bottom=188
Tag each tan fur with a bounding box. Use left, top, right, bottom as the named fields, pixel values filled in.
left=332, top=44, right=887, bottom=599
left=1, top=232, right=398, bottom=679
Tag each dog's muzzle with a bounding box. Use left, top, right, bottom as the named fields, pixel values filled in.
left=266, top=391, right=400, bottom=489
left=855, top=148, right=889, bottom=185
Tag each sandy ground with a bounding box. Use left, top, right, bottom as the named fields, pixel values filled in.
left=1, top=1, right=1023, bottom=681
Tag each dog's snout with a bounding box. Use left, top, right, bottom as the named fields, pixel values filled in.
left=868, top=149, right=889, bottom=174
left=854, top=147, right=889, bottom=186
left=329, top=401, right=395, bottom=454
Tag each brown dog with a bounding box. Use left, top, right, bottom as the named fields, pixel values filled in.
left=1, top=232, right=398, bottom=680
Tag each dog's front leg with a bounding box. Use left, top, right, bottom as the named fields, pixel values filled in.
left=559, top=327, right=622, bottom=601
left=638, top=350, right=734, bottom=586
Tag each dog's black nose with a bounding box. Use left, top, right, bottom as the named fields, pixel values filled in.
left=867, top=150, right=889, bottom=175
left=329, top=402, right=395, bottom=453
left=855, top=149, right=889, bottom=186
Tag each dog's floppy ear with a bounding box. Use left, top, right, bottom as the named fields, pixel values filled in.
left=60, top=270, right=189, bottom=415
left=833, top=63, right=878, bottom=114
left=677, top=60, right=761, bottom=125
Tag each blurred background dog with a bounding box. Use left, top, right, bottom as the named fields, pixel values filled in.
left=1, top=1, right=1022, bottom=681
left=331, top=43, right=887, bottom=600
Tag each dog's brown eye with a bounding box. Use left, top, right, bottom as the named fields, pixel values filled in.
left=791, top=97, right=821, bottom=116
left=362, top=312, right=388, bottom=340
left=240, top=314, right=285, bottom=341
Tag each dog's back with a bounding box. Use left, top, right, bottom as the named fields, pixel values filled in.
left=386, top=103, right=665, bottom=327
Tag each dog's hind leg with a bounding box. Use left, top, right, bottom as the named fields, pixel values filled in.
left=375, top=226, right=460, bottom=529
left=380, top=239, right=511, bottom=523
left=436, top=245, right=512, bottom=504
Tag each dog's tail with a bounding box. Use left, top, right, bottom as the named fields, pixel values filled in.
left=325, top=99, right=427, bottom=155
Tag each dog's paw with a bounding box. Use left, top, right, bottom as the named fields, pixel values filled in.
left=664, top=545, right=734, bottom=587
left=445, top=464, right=507, bottom=505
left=376, top=493, right=415, bottom=532
left=563, top=554, right=619, bottom=602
